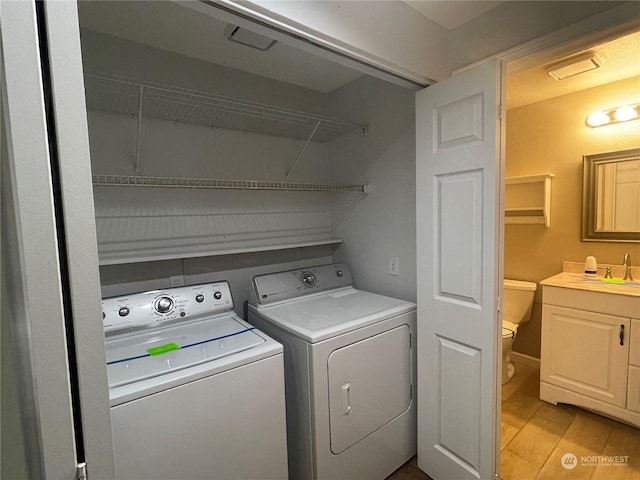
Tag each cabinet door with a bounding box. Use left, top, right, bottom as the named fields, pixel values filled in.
left=627, top=366, right=640, bottom=413
left=541, top=305, right=629, bottom=407
left=629, top=319, right=640, bottom=367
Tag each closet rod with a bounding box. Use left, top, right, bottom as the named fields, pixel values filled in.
left=92, top=174, right=369, bottom=192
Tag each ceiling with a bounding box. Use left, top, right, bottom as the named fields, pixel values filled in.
left=507, top=30, right=640, bottom=109
left=79, top=1, right=639, bottom=105
left=403, top=1, right=504, bottom=30
left=77, top=1, right=363, bottom=93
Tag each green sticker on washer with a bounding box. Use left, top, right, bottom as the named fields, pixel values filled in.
left=147, top=343, right=181, bottom=356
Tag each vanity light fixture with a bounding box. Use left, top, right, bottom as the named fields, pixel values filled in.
left=586, top=104, right=639, bottom=128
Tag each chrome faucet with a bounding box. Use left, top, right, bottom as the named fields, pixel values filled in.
left=623, top=253, right=634, bottom=281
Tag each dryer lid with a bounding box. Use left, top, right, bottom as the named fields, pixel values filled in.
left=251, top=287, right=416, bottom=343
left=105, top=314, right=265, bottom=388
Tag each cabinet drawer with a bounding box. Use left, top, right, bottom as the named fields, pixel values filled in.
left=627, top=365, right=640, bottom=413
left=630, top=319, right=640, bottom=367
left=541, top=304, right=629, bottom=407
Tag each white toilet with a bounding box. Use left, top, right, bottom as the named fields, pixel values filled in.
left=502, top=279, right=537, bottom=384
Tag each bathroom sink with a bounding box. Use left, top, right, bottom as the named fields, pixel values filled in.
left=541, top=272, right=640, bottom=296
left=570, top=275, right=640, bottom=287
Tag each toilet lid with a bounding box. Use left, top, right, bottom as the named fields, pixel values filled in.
left=502, top=321, right=518, bottom=339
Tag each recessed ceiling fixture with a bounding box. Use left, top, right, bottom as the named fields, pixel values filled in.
left=545, top=52, right=602, bottom=81
left=224, top=24, right=277, bottom=51
left=586, top=104, right=639, bottom=128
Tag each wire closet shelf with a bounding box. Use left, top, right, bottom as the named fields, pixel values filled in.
left=83, top=70, right=367, bottom=142
left=92, top=174, right=369, bottom=192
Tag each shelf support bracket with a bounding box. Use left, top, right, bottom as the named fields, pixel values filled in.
left=285, top=119, right=321, bottom=180
left=134, top=86, right=144, bottom=175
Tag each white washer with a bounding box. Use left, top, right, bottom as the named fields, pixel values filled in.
left=248, top=263, right=417, bottom=480
left=103, top=281, right=288, bottom=479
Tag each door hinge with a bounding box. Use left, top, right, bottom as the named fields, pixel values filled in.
left=498, top=104, right=504, bottom=120
left=497, top=296, right=502, bottom=313
left=77, top=462, right=88, bottom=480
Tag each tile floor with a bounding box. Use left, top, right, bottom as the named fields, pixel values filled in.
left=387, top=360, right=640, bottom=480
left=501, top=361, right=640, bottom=480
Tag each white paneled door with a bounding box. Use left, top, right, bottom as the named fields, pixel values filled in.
left=416, top=59, right=502, bottom=480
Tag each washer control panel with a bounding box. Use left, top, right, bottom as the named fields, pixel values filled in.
left=102, top=282, right=232, bottom=334
left=251, top=263, right=353, bottom=306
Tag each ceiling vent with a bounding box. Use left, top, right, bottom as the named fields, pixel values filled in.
left=224, top=25, right=277, bottom=51
left=545, top=52, right=603, bottom=80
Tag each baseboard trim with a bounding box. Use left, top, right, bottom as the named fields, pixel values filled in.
left=512, top=352, right=540, bottom=368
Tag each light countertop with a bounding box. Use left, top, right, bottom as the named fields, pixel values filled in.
left=541, top=271, right=640, bottom=298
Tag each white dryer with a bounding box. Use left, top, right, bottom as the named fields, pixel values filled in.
left=103, top=281, right=288, bottom=479
left=248, top=263, right=417, bottom=480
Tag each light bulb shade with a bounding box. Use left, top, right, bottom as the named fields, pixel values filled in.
left=586, top=111, right=610, bottom=127
left=614, top=105, right=638, bottom=122
left=586, top=104, right=639, bottom=128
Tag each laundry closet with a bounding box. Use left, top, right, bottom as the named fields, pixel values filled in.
left=78, top=2, right=419, bottom=478
left=6, top=1, right=635, bottom=478
left=79, top=1, right=418, bottom=308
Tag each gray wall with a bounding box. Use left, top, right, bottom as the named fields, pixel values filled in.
left=84, top=30, right=417, bottom=308
left=329, top=76, right=417, bottom=302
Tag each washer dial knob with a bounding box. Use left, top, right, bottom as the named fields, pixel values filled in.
left=195, top=294, right=205, bottom=303
left=213, top=291, right=222, bottom=300
left=155, top=296, right=174, bottom=314
left=301, top=271, right=317, bottom=287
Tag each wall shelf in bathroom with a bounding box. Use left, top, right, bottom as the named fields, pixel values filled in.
left=505, top=173, right=554, bottom=227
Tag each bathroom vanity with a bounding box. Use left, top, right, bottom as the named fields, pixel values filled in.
left=540, top=262, right=640, bottom=427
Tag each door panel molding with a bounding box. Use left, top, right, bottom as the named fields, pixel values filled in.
left=434, top=93, right=484, bottom=151
left=435, top=336, right=482, bottom=475
left=434, top=170, right=484, bottom=306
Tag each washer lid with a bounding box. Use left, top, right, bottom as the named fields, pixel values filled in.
left=253, top=287, right=416, bottom=343
left=105, top=314, right=265, bottom=388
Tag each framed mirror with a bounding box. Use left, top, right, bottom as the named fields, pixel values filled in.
left=582, top=147, right=640, bottom=242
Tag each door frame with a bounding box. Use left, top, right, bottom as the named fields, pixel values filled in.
left=470, top=6, right=640, bottom=477
left=1, top=1, right=115, bottom=477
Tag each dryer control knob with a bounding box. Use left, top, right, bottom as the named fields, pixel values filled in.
left=155, top=296, right=174, bottom=314
left=213, top=291, right=222, bottom=300
left=336, top=270, right=343, bottom=277
left=301, top=271, right=317, bottom=287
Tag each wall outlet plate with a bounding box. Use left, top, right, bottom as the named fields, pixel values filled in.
left=170, top=275, right=185, bottom=287
left=389, top=256, right=399, bottom=276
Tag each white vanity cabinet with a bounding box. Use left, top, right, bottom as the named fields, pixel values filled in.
left=540, top=273, right=640, bottom=427
left=541, top=305, right=629, bottom=406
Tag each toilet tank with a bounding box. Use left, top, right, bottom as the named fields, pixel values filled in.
left=503, top=279, right=537, bottom=325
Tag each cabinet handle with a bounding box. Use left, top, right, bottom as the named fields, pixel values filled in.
left=620, top=324, right=625, bottom=346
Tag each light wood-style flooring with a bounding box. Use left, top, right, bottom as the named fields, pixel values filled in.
left=387, top=360, right=640, bottom=480
left=501, top=361, right=640, bottom=480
